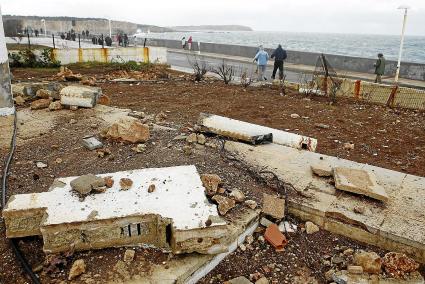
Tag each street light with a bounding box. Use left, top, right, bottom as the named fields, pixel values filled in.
left=41, top=19, right=46, bottom=37
left=394, top=5, right=410, bottom=84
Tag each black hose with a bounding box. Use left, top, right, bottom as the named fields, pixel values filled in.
left=1, top=108, right=41, bottom=284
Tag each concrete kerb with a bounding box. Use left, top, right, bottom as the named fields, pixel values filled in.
left=224, top=141, right=425, bottom=263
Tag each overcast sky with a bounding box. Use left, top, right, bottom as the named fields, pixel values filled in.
left=2, top=0, right=425, bottom=36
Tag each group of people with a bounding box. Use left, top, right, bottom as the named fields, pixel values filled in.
left=253, top=44, right=386, bottom=84
left=181, top=36, right=193, bottom=50
left=253, top=44, right=288, bottom=81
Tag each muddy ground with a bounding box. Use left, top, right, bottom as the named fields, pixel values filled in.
left=0, top=65, right=424, bottom=284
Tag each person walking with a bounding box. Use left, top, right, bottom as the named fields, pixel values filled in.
left=188, top=36, right=193, bottom=51
left=253, top=45, right=269, bottom=81
left=181, top=37, right=186, bottom=49
left=271, top=44, right=287, bottom=80
left=374, top=53, right=386, bottom=83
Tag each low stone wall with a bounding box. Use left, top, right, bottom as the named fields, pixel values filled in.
left=147, top=38, right=425, bottom=81
left=51, top=47, right=167, bottom=65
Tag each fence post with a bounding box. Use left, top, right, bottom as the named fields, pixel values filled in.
left=354, top=80, right=361, bottom=99
left=52, top=34, right=55, bottom=49
left=143, top=38, right=147, bottom=48
left=321, top=54, right=329, bottom=95
left=386, top=85, right=399, bottom=108
left=101, top=34, right=104, bottom=48
left=78, top=34, right=81, bottom=48
left=27, top=33, right=31, bottom=49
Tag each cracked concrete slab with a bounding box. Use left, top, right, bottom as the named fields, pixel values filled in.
left=224, top=141, right=425, bottom=263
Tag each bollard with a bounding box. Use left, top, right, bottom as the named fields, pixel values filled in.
left=354, top=80, right=361, bottom=99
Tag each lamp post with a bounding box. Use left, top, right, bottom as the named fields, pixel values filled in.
left=394, top=5, right=410, bottom=84
left=109, top=19, right=112, bottom=38
left=41, top=19, right=47, bottom=37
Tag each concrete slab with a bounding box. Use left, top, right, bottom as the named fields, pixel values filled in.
left=224, top=141, right=425, bottom=263
left=198, top=113, right=317, bottom=151
left=60, top=85, right=102, bottom=108
left=334, top=167, right=389, bottom=202
left=2, top=165, right=228, bottom=254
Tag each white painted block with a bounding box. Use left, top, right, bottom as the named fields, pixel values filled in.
left=60, top=85, right=102, bottom=108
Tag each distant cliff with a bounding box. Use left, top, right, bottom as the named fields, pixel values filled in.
left=2, top=15, right=172, bottom=36
left=172, top=25, right=253, bottom=32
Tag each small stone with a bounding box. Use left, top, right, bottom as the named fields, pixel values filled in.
left=201, top=174, right=222, bottom=196
left=132, top=144, right=146, bottom=153
left=120, top=178, right=133, bottom=190
left=315, top=123, right=330, bottom=129
left=218, top=188, right=226, bottom=194
left=14, top=96, right=26, bottom=105
left=382, top=252, right=419, bottom=278
left=97, top=94, right=110, bottom=105
left=343, top=248, right=354, bottom=256
left=48, top=101, right=62, bottom=111
left=343, top=142, right=355, bottom=151
left=55, top=158, right=63, bottom=164
left=70, top=105, right=78, bottom=111
left=123, top=249, right=135, bottom=263
left=354, top=205, right=365, bottom=214
left=148, top=184, right=156, bottom=193
left=290, top=113, right=300, bottom=119
left=36, top=161, right=48, bottom=168
left=305, top=221, right=319, bottom=234
left=31, top=99, right=51, bottom=110
left=332, top=256, right=344, bottom=265
left=239, top=244, right=247, bottom=251
left=212, top=195, right=235, bottom=215
left=183, top=145, right=192, bottom=156
left=278, top=221, right=297, bottom=233
left=186, top=133, right=197, bottom=143
left=258, top=236, right=265, bottom=242
left=227, top=276, right=253, bottom=284
left=255, top=277, right=269, bottom=284
left=246, top=235, right=254, bottom=245
left=354, top=251, right=382, bottom=274
left=104, top=117, right=150, bottom=143
left=69, top=119, right=77, bottom=124
left=104, top=176, right=114, bottom=188
left=155, top=112, right=167, bottom=123
left=68, top=259, right=86, bottom=280
left=325, top=269, right=335, bottom=282
left=347, top=265, right=363, bottom=274
left=244, top=200, right=257, bottom=209
left=197, top=134, right=206, bottom=145
left=230, top=189, right=245, bottom=203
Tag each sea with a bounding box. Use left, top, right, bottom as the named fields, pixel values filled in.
left=144, top=31, right=425, bottom=64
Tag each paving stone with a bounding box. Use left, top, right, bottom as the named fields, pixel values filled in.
left=334, top=167, right=389, bottom=202
left=262, top=193, right=285, bottom=219
left=82, top=137, right=103, bottom=150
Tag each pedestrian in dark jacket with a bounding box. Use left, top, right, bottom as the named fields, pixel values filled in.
left=271, top=44, right=287, bottom=80
left=374, top=53, right=386, bottom=83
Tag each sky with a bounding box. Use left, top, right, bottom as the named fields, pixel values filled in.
left=1, top=0, right=425, bottom=36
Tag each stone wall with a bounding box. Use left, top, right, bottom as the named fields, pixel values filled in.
left=147, top=39, right=425, bottom=81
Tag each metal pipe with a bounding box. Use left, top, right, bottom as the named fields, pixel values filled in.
left=395, top=7, right=409, bottom=84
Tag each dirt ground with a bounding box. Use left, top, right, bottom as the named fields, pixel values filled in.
left=1, top=66, right=424, bottom=284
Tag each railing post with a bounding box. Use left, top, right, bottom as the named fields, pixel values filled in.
left=27, top=33, right=31, bottom=49
left=52, top=34, right=55, bottom=49
left=78, top=34, right=81, bottom=48
left=101, top=34, right=104, bottom=48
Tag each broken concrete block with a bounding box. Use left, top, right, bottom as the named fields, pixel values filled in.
left=198, top=113, right=317, bottom=151
left=70, top=174, right=106, bottom=195
left=264, top=224, right=287, bottom=250
left=354, top=251, right=382, bottom=274
left=201, top=174, right=222, bottom=196
left=30, top=99, right=51, bottom=110
left=262, top=193, right=285, bottom=219
left=333, top=167, right=389, bottom=202
left=14, top=96, right=25, bottom=106
left=104, top=117, right=150, bottom=144
left=2, top=166, right=227, bottom=254
left=68, top=259, right=86, bottom=280
left=311, top=163, right=333, bottom=177
left=212, top=195, right=235, bottom=215
left=60, top=85, right=102, bottom=108
left=305, top=221, right=319, bottom=234
left=82, top=137, right=103, bottom=151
